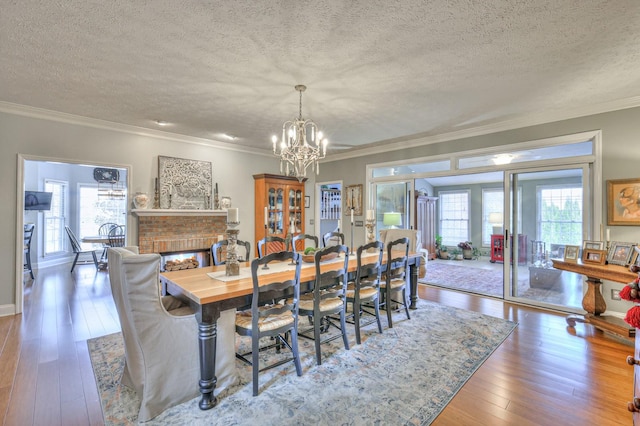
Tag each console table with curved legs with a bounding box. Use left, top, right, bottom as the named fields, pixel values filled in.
left=552, top=259, right=636, bottom=341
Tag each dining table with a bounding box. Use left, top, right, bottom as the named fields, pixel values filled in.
left=159, top=251, right=422, bottom=410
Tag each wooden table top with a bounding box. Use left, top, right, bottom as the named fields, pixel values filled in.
left=161, top=252, right=420, bottom=306
left=551, top=259, right=636, bottom=284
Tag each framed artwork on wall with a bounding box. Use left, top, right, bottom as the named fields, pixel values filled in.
left=158, top=156, right=212, bottom=209
left=345, top=184, right=363, bottom=216
left=607, top=178, right=640, bottom=225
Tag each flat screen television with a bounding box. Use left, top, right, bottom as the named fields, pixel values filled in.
left=24, top=191, right=53, bottom=211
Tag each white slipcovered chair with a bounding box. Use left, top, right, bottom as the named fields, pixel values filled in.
left=107, top=247, right=236, bottom=422
left=379, top=229, right=427, bottom=278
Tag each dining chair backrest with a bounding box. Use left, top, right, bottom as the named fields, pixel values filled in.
left=313, top=244, right=349, bottom=304
left=98, top=222, right=118, bottom=236
left=355, top=240, right=384, bottom=290
left=108, top=225, right=126, bottom=247
left=291, top=233, right=318, bottom=254
left=322, top=231, right=345, bottom=247
left=24, top=223, right=35, bottom=250
left=257, top=236, right=288, bottom=258
left=250, top=250, right=301, bottom=320
left=211, top=239, right=252, bottom=265
left=65, top=226, right=83, bottom=253
left=382, top=236, right=411, bottom=327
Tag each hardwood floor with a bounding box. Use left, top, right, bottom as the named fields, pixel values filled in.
left=0, top=263, right=635, bottom=425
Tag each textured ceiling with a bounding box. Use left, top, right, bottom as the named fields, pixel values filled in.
left=2, top=1, right=640, bottom=156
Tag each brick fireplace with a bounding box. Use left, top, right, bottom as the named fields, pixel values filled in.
left=134, top=209, right=227, bottom=255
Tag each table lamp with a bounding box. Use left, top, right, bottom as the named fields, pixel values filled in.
left=488, top=212, right=503, bottom=235
left=383, top=212, right=402, bottom=229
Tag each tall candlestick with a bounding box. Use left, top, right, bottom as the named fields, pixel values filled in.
left=606, top=228, right=610, bottom=242
left=264, top=206, right=268, bottom=226
left=215, top=182, right=218, bottom=195
left=337, top=219, right=341, bottom=230
left=227, top=207, right=239, bottom=223
left=351, top=208, right=354, bottom=223
left=600, top=224, right=603, bottom=241
left=155, top=177, right=158, bottom=191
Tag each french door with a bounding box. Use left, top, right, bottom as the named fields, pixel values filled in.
left=503, top=165, right=591, bottom=311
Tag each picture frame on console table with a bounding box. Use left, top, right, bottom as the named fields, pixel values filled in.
left=582, top=249, right=607, bottom=265
left=607, top=178, right=640, bottom=225
left=606, top=241, right=637, bottom=266
left=563, top=245, right=580, bottom=263
left=582, top=240, right=604, bottom=250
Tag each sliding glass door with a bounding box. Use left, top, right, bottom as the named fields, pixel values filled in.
left=504, top=166, right=590, bottom=311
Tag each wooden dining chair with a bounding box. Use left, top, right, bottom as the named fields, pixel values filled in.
left=211, top=239, right=251, bottom=265
left=108, top=225, right=126, bottom=248
left=295, top=244, right=350, bottom=365
left=257, top=235, right=288, bottom=258
left=322, top=231, right=345, bottom=248
left=65, top=226, right=99, bottom=272
left=380, top=237, right=411, bottom=328
left=235, top=251, right=303, bottom=396
left=98, top=222, right=118, bottom=261
left=291, top=233, right=318, bottom=254
left=346, top=240, right=384, bottom=344
left=23, top=223, right=35, bottom=280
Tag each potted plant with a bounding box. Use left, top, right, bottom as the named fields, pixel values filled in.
left=458, top=241, right=473, bottom=260
left=435, top=235, right=443, bottom=257
left=450, top=247, right=463, bottom=260
left=439, top=245, right=449, bottom=259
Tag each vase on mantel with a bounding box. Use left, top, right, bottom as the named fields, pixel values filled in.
left=133, top=192, right=149, bottom=209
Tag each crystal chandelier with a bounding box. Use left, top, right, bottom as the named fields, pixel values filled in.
left=272, top=85, right=328, bottom=181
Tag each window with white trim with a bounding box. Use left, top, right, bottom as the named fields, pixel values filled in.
left=538, top=185, right=583, bottom=246
left=44, top=180, right=67, bottom=256
left=438, top=190, right=469, bottom=246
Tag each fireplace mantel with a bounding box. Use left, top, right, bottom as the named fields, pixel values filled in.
left=132, top=209, right=227, bottom=217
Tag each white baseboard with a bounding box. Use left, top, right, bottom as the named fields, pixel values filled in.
left=0, top=304, right=16, bottom=317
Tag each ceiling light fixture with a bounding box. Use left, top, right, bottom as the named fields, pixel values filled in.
left=492, top=154, right=514, bottom=165
left=272, top=85, right=328, bottom=181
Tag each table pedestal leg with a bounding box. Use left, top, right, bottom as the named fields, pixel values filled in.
left=566, top=276, right=633, bottom=342
left=196, top=305, right=220, bottom=410
left=409, top=256, right=420, bottom=310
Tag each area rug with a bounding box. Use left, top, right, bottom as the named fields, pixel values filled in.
left=420, top=261, right=566, bottom=304
left=88, top=300, right=517, bottom=425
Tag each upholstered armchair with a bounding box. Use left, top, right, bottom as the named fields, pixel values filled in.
left=107, top=247, right=236, bottom=422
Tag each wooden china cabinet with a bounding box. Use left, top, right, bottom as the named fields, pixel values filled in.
left=414, top=195, right=437, bottom=260
left=254, top=174, right=305, bottom=252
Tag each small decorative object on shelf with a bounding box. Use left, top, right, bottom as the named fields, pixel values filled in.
left=220, top=196, right=232, bottom=209
left=133, top=192, right=150, bottom=209
left=225, top=208, right=240, bottom=276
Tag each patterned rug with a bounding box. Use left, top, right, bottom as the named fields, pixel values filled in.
left=421, top=261, right=566, bottom=304
left=88, top=300, right=517, bottom=425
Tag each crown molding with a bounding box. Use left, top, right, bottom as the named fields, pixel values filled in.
left=0, top=101, right=274, bottom=157
left=324, top=95, right=640, bottom=162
